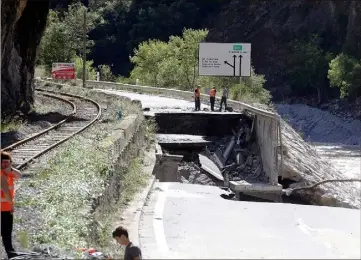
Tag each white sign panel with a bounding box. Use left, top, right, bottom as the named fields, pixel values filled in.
left=198, top=43, right=251, bottom=77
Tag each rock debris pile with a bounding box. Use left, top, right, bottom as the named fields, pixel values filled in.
left=178, top=162, right=216, bottom=186
left=206, top=118, right=268, bottom=183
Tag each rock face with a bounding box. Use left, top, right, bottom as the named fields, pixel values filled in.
left=1, top=0, right=50, bottom=117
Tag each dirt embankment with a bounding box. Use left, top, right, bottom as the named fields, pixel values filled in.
left=277, top=103, right=360, bottom=209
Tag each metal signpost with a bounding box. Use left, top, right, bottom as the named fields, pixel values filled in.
left=198, top=43, right=251, bottom=96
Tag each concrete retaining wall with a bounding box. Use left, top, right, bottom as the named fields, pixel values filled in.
left=88, top=113, right=146, bottom=245
left=80, top=79, right=282, bottom=186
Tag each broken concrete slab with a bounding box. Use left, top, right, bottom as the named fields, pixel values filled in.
left=198, top=153, right=223, bottom=181
left=229, top=180, right=283, bottom=193
left=156, top=134, right=212, bottom=144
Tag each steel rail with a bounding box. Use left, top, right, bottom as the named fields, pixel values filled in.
left=2, top=89, right=102, bottom=170
left=2, top=92, right=76, bottom=152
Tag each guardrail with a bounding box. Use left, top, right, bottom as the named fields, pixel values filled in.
left=41, top=78, right=283, bottom=185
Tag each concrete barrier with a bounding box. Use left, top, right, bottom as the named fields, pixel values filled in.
left=42, top=78, right=283, bottom=190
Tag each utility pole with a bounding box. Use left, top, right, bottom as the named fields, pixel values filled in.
left=82, top=7, right=87, bottom=88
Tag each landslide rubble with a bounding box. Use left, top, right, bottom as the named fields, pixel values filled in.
left=178, top=162, right=216, bottom=186
left=205, top=121, right=267, bottom=184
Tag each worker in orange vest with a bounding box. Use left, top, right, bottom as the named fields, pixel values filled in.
left=194, top=85, right=201, bottom=111
left=209, top=87, right=217, bottom=111
left=1, top=151, right=21, bottom=259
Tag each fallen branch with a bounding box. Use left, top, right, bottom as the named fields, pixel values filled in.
left=283, top=178, right=361, bottom=196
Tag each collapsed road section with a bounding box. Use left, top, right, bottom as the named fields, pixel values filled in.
left=94, top=87, right=359, bottom=208
left=146, top=110, right=284, bottom=202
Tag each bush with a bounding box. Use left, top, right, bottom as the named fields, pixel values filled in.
left=99, top=65, right=115, bottom=81
left=74, top=55, right=97, bottom=80
left=328, top=53, right=361, bottom=99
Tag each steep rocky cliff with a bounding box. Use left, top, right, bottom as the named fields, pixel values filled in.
left=206, top=0, right=361, bottom=94
left=1, top=0, right=50, bottom=117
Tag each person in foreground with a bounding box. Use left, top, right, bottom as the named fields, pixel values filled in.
left=112, top=226, right=142, bottom=260
left=1, top=151, right=22, bottom=259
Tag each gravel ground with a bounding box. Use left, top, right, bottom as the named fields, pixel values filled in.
left=1, top=93, right=73, bottom=148
left=178, top=162, right=216, bottom=186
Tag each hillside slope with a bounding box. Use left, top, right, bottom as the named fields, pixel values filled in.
left=205, top=0, right=361, bottom=97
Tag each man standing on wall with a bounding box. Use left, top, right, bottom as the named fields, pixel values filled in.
left=194, top=85, right=201, bottom=111
left=1, top=151, right=21, bottom=259
left=209, top=87, right=217, bottom=111
left=219, top=86, right=228, bottom=112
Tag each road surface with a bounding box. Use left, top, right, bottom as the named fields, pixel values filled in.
left=139, top=182, right=361, bottom=259
left=97, top=89, right=204, bottom=111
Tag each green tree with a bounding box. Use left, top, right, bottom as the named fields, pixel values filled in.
left=286, top=35, right=331, bottom=103
left=62, top=2, right=99, bottom=54
left=38, top=10, right=74, bottom=73
left=130, top=29, right=207, bottom=90
left=99, top=64, right=115, bottom=81
left=328, top=53, right=361, bottom=99
left=38, top=3, right=99, bottom=74
left=73, top=55, right=97, bottom=80
left=130, top=39, right=172, bottom=87
left=168, top=29, right=208, bottom=90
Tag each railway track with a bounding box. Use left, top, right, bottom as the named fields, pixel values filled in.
left=1, top=89, right=101, bottom=170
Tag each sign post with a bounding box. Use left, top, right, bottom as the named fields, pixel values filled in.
left=51, top=63, right=75, bottom=80
left=198, top=43, right=251, bottom=97
left=82, top=8, right=87, bottom=88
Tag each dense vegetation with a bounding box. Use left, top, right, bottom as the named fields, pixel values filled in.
left=40, top=0, right=361, bottom=103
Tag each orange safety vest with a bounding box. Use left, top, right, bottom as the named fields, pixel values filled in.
left=210, top=89, right=216, bottom=97
left=1, top=169, right=15, bottom=212
left=195, top=88, right=200, bottom=98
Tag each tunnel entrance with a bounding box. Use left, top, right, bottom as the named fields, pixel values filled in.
left=147, top=111, right=313, bottom=205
